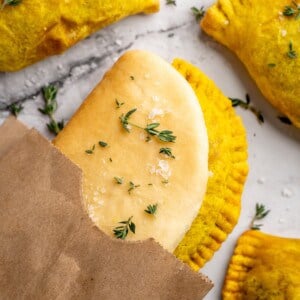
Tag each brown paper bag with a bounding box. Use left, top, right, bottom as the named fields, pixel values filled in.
left=0, top=117, right=213, bottom=299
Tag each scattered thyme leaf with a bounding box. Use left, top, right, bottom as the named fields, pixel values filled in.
left=148, top=183, right=153, bottom=186
left=1, top=0, right=21, bottom=9
left=99, top=141, right=108, bottom=148
left=278, top=116, right=292, bottom=125
left=166, top=0, right=176, bottom=6
left=130, top=75, right=135, bottom=80
left=113, top=216, right=135, bottom=239
left=144, top=203, right=158, bottom=215
left=250, top=203, right=270, bottom=230
left=115, top=99, right=124, bottom=109
left=114, top=177, right=123, bottom=184
left=128, top=181, right=140, bottom=194
left=191, top=6, right=205, bottom=21
left=120, top=108, right=137, bottom=132
left=39, top=85, right=64, bottom=135
left=8, top=103, right=23, bottom=116
left=168, top=33, right=175, bottom=38
left=283, top=2, right=300, bottom=18
left=109, top=157, right=113, bottom=162
left=268, top=63, right=276, bottom=68
left=159, top=147, right=175, bottom=158
left=229, top=94, right=264, bottom=125
left=85, top=144, right=95, bottom=155
left=287, top=41, right=297, bottom=59
left=162, top=180, right=169, bottom=184
left=283, top=5, right=296, bottom=16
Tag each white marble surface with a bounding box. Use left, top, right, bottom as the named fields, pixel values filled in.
left=0, top=1, right=300, bottom=299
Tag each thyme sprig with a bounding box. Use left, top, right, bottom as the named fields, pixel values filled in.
left=144, top=203, right=158, bottom=215
left=229, top=94, right=264, bottom=124
left=250, top=203, right=270, bottom=230
left=1, top=0, right=22, bottom=9
left=39, top=85, right=64, bottom=135
left=159, top=147, right=175, bottom=158
left=8, top=103, right=23, bottom=116
left=191, top=6, right=205, bottom=21
left=113, top=216, right=136, bottom=239
left=120, top=109, right=176, bottom=143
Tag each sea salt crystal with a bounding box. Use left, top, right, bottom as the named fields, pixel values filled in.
left=281, top=29, right=287, bottom=37
left=281, top=188, right=293, bottom=198
left=157, top=160, right=171, bottom=180
left=115, top=39, right=122, bottom=46
left=148, top=108, right=164, bottom=120
left=257, top=177, right=265, bottom=184
left=151, top=95, right=160, bottom=102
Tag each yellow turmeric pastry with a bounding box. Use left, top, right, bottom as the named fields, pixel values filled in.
left=54, top=50, right=248, bottom=264
left=223, top=230, right=300, bottom=299
left=201, top=0, right=300, bottom=127
left=173, top=59, right=248, bottom=270
left=0, top=0, right=159, bottom=72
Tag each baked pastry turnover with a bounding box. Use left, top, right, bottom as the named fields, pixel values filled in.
left=223, top=230, right=300, bottom=299
left=202, top=0, right=300, bottom=127
left=0, top=0, right=159, bottom=72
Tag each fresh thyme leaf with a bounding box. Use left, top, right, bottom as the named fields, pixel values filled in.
left=115, top=99, right=124, bottom=109
left=166, top=0, right=176, bottom=6
left=39, top=85, right=63, bottom=135
left=268, top=63, right=276, bottom=68
left=1, top=0, right=21, bottom=9
left=191, top=6, right=205, bottom=21
left=85, top=144, right=95, bottom=155
left=113, top=216, right=135, bottom=239
left=159, top=147, right=175, bottom=158
left=283, top=5, right=296, bottom=16
left=278, top=116, right=292, bottom=125
left=229, top=94, right=264, bottom=125
left=283, top=2, right=300, bottom=18
left=128, top=181, right=140, bottom=194
left=8, top=103, right=23, bottom=116
left=162, top=179, right=169, bottom=184
left=120, top=108, right=137, bottom=132
left=250, top=203, right=270, bottom=230
left=99, top=141, right=108, bottom=148
left=144, top=203, right=158, bottom=215
left=47, top=120, right=64, bottom=135
left=114, top=177, right=123, bottom=184
left=109, top=157, right=113, bottom=162
left=130, top=76, right=135, bottom=80
left=148, top=183, right=153, bottom=186
left=145, top=123, right=176, bottom=142
left=287, top=41, right=297, bottom=59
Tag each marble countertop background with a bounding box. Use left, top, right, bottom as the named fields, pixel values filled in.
left=0, top=1, right=299, bottom=299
